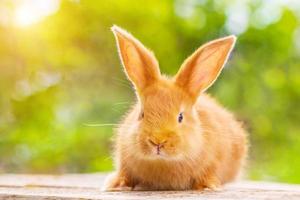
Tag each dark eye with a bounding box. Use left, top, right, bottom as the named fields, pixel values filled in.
left=178, top=112, right=183, bottom=123
left=139, top=111, right=144, bottom=120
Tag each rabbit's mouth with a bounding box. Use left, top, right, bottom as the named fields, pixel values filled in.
left=145, top=150, right=185, bottom=161
left=137, top=132, right=180, bottom=159
left=142, top=141, right=180, bottom=159
left=147, top=138, right=167, bottom=155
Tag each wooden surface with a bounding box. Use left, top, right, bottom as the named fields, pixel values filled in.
left=0, top=174, right=300, bottom=200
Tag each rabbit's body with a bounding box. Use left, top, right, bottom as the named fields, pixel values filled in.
left=104, top=26, right=248, bottom=191
left=113, top=93, right=247, bottom=190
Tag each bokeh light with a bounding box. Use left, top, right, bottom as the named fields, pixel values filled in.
left=14, top=0, right=60, bottom=27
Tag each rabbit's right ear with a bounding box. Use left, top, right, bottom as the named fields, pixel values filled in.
left=111, top=25, right=161, bottom=93
left=175, top=36, right=236, bottom=100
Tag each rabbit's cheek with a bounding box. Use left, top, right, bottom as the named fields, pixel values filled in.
left=155, top=138, right=178, bottom=157
left=164, top=146, right=177, bottom=156
left=186, top=131, right=203, bottom=154
left=135, top=132, right=148, bottom=154
left=138, top=140, right=149, bottom=154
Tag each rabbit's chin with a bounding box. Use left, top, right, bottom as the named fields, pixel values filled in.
left=140, top=149, right=185, bottom=161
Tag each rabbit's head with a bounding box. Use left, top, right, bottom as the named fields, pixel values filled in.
left=112, top=25, right=236, bottom=159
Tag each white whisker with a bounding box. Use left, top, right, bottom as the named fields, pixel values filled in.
left=113, top=101, right=131, bottom=105
left=83, top=123, right=118, bottom=127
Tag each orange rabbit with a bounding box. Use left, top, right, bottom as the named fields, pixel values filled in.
left=103, top=25, right=248, bottom=191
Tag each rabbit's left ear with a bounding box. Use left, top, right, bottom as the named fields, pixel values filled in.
left=111, top=25, right=160, bottom=94
left=175, top=35, right=236, bottom=99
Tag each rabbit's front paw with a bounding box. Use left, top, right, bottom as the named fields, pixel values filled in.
left=192, top=176, right=222, bottom=191
left=102, top=172, right=135, bottom=191
left=205, top=182, right=222, bottom=191
left=204, top=176, right=222, bottom=191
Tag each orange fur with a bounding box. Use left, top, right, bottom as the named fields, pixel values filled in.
left=103, top=25, right=248, bottom=191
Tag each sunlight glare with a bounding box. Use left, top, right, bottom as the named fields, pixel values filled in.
left=14, top=0, right=60, bottom=27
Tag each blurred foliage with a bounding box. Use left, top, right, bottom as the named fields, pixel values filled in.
left=0, top=0, right=300, bottom=183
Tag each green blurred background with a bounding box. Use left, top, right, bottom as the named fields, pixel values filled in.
left=0, top=0, right=300, bottom=183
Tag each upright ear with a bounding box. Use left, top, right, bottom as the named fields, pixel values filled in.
left=175, top=35, right=236, bottom=99
left=111, top=25, right=161, bottom=93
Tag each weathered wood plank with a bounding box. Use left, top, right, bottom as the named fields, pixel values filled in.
left=0, top=174, right=299, bottom=200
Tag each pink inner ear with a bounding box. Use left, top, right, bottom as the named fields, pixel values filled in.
left=118, top=35, right=151, bottom=90
left=190, top=69, right=208, bottom=91
left=198, top=71, right=208, bottom=81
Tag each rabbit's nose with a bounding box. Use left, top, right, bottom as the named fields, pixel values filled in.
left=148, top=138, right=167, bottom=155
left=148, top=138, right=167, bottom=154
left=148, top=139, right=158, bottom=147
left=148, top=138, right=166, bottom=147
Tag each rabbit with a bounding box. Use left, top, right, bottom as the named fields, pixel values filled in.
left=103, top=25, right=248, bottom=191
